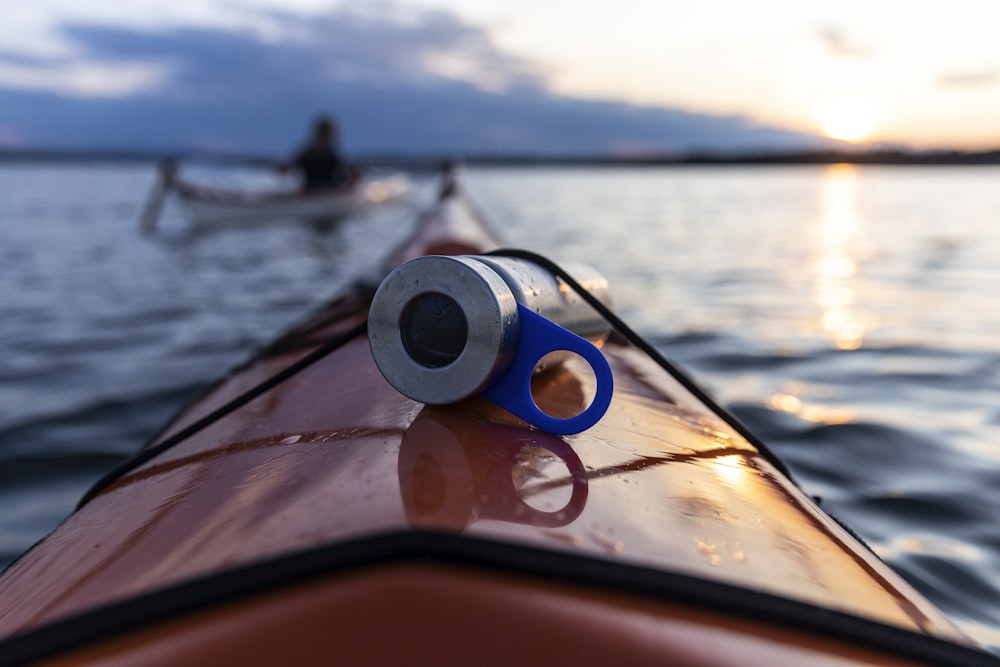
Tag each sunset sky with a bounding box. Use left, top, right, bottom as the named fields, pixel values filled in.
left=3, top=0, right=999, bottom=154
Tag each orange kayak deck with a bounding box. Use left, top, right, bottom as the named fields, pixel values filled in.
left=0, top=174, right=993, bottom=666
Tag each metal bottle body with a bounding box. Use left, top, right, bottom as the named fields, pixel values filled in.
left=471, top=256, right=611, bottom=345
left=368, top=255, right=612, bottom=405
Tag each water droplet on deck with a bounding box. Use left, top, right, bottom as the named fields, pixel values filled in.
left=589, top=524, right=625, bottom=554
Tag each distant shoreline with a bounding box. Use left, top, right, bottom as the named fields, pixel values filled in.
left=3, top=147, right=1000, bottom=168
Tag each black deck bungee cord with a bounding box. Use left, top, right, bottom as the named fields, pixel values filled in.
left=484, top=250, right=887, bottom=555
left=75, top=321, right=368, bottom=509
left=485, top=248, right=798, bottom=483
left=76, top=247, right=795, bottom=510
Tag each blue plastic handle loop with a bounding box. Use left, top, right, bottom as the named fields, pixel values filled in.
left=482, top=305, right=613, bottom=435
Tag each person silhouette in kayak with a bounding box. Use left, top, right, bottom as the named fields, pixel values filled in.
left=286, top=115, right=359, bottom=193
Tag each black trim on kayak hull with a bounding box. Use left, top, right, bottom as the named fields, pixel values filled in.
left=0, top=531, right=995, bottom=667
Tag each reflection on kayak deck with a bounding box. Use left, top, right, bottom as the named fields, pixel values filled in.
left=399, top=408, right=589, bottom=530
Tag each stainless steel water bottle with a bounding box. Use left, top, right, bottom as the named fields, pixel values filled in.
left=368, top=255, right=612, bottom=409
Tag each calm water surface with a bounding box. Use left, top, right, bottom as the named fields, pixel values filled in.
left=2, top=163, right=1000, bottom=650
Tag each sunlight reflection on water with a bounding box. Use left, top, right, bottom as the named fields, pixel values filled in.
left=811, top=163, right=865, bottom=350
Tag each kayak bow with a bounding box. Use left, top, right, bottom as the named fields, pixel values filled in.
left=0, top=170, right=995, bottom=667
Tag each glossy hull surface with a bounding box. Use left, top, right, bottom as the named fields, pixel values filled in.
left=0, top=175, right=992, bottom=666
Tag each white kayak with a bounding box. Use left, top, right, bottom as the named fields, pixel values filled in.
left=175, top=174, right=411, bottom=224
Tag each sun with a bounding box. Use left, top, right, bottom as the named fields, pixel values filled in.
left=815, top=96, right=879, bottom=143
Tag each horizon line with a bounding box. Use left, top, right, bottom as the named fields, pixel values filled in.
left=3, top=145, right=1000, bottom=168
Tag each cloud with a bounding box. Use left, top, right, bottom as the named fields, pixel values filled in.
left=0, top=5, right=828, bottom=154
left=0, top=59, right=168, bottom=97
left=50, top=5, right=549, bottom=99
left=938, top=71, right=1000, bottom=88
left=817, top=27, right=874, bottom=58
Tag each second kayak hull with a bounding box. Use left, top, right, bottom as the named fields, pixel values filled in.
left=177, top=174, right=410, bottom=224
